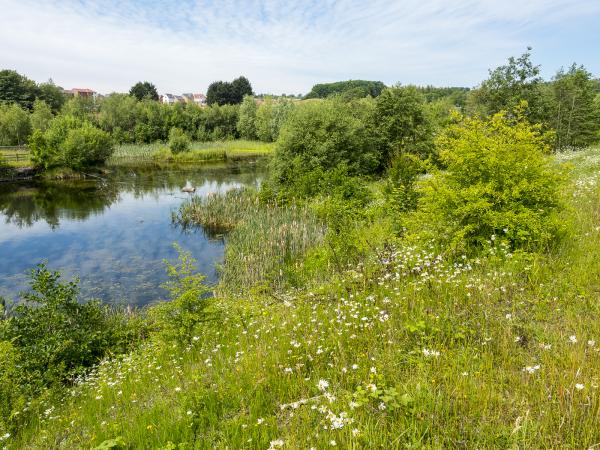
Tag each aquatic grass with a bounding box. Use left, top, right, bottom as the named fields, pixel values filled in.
left=177, top=188, right=326, bottom=292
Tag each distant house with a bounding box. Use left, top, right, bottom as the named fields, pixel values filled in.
left=193, top=93, right=207, bottom=105
left=66, top=88, right=98, bottom=100
left=162, top=93, right=177, bottom=104
left=182, top=93, right=194, bottom=103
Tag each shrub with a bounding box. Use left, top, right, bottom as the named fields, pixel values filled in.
left=29, top=115, right=113, bottom=169
left=0, top=264, right=133, bottom=388
left=271, top=99, right=379, bottom=188
left=168, top=127, right=191, bottom=154
left=236, top=95, right=258, bottom=140
left=411, top=108, right=564, bottom=254
left=60, top=124, right=114, bottom=169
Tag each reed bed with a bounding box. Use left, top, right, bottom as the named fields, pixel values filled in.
left=108, top=140, right=274, bottom=165
left=177, top=189, right=326, bottom=292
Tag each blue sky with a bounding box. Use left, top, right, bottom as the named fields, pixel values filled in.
left=1, top=0, right=599, bottom=94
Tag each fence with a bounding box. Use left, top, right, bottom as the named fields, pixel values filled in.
left=0, top=146, right=31, bottom=163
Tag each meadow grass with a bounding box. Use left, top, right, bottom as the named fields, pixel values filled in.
left=0, top=149, right=32, bottom=168
left=108, top=140, right=275, bottom=166
left=7, top=148, right=600, bottom=449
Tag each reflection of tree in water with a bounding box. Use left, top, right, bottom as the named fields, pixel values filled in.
left=0, top=159, right=266, bottom=229
left=0, top=180, right=121, bottom=229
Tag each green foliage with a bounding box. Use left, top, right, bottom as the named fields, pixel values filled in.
left=0, top=69, right=39, bottom=109
left=30, top=99, right=53, bottom=132
left=37, top=80, right=66, bottom=113
left=371, top=85, right=434, bottom=162
left=60, top=123, right=114, bottom=170
left=0, top=102, right=31, bottom=145
left=29, top=115, right=113, bottom=169
left=61, top=96, right=97, bottom=121
left=304, top=80, right=386, bottom=99
left=97, top=94, right=140, bottom=143
left=255, top=97, right=295, bottom=142
left=271, top=99, right=379, bottom=188
left=149, top=245, right=211, bottom=344
left=466, top=48, right=548, bottom=123
left=415, top=85, right=470, bottom=107
left=129, top=81, right=159, bottom=101
left=0, top=264, right=133, bottom=388
left=207, top=76, right=253, bottom=106
left=236, top=95, right=258, bottom=140
left=412, top=108, right=564, bottom=253
left=168, top=127, right=191, bottom=154
left=550, top=64, right=599, bottom=148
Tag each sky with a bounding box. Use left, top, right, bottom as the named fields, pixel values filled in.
left=1, top=0, right=599, bottom=95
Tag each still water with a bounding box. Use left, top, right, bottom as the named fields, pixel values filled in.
left=0, top=160, right=264, bottom=306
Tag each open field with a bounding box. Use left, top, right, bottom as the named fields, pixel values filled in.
left=0, top=147, right=31, bottom=168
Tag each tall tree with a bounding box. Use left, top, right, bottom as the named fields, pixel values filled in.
left=38, top=80, right=66, bottom=113
left=129, top=81, right=159, bottom=101
left=231, top=76, right=253, bottom=102
left=0, top=70, right=39, bottom=110
left=466, top=48, right=547, bottom=122
left=207, top=77, right=253, bottom=106
left=551, top=64, right=599, bottom=148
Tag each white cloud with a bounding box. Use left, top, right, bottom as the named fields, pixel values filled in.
left=0, top=0, right=598, bottom=94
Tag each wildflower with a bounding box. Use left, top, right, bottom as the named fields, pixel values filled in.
left=330, top=440, right=337, bottom=446
left=378, top=402, right=387, bottom=411
left=352, top=428, right=360, bottom=436
left=588, top=340, right=596, bottom=347
left=370, top=367, right=377, bottom=374
left=422, top=348, right=440, bottom=358
left=569, top=335, right=577, bottom=344
left=284, top=367, right=293, bottom=374
left=0, top=433, right=10, bottom=441
left=268, top=438, right=284, bottom=449
left=575, top=383, right=585, bottom=390
left=192, top=336, right=200, bottom=341
left=351, top=364, right=359, bottom=370
left=366, top=383, right=377, bottom=393
left=186, top=410, right=193, bottom=416
left=523, top=365, right=541, bottom=374
left=257, top=417, right=265, bottom=425
left=174, top=387, right=182, bottom=392
left=317, top=379, right=329, bottom=392
left=95, top=395, right=103, bottom=400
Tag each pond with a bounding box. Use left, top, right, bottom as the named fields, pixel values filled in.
left=0, top=160, right=265, bottom=306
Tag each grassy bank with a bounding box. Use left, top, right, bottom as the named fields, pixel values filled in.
left=5, top=148, right=600, bottom=449
left=108, top=140, right=275, bottom=165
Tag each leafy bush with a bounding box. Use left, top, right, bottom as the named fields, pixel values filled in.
left=0, top=102, right=31, bottom=146
left=411, top=108, right=564, bottom=253
left=168, top=127, right=191, bottom=154
left=29, top=115, right=113, bottom=169
left=60, top=124, right=114, bottom=169
left=0, top=265, right=137, bottom=388
left=271, top=99, right=379, bottom=188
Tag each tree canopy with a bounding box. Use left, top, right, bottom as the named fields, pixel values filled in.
left=304, top=80, right=386, bottom=100
left=206, top=76, right=253, bottom=106
left=129, top=81, right=159, bottom=101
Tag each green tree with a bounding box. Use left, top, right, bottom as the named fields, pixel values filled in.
left=370, top=85, right=434, bottom=163
left=236, top=95, right=258, bottom=139
left=98, top=93, right=140, bottom=142
left=129, top=81, right=159, bottom=101
left=466, top=49, right=548, bottom=122
left=231, top=76, right=253, bottom=102
left=0, top=69, right=39, bottom=110
left=60, top=123, right=114, bottom=169
left=551, top=64, right=599, bottom=148
left=30, top=99, right=53, bottom=133
left=61, top=96, right=97, bottom=121
left=272, top=99, right=378, bottom=188
left=0, top=103, right=31, bottom=145
left=37, top=80, right=66, bottom=113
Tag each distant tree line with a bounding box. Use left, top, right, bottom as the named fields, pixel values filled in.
left=206, top=76, right=253, bottom=106
left=304, top=80, right=387, bottom=100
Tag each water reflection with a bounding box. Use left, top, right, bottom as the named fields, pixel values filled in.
left=0, top=160, right=264, bottom=306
